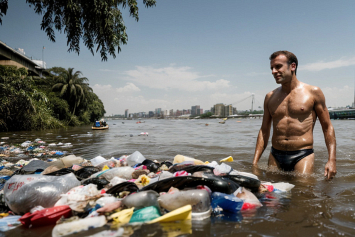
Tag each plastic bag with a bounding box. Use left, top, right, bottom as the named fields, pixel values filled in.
left=129, top=206, right=161, bottom=223
left=235, top=187, right=262, bottom=210
left=54, top=184, right=101, bottom=212
left=4, top=173, right=80, bottom=214
left=127, top=151, right=146, bottom=166
left=100, top=167, right=135, bottom=181
left=52, top=215, right=107, bottom=237
left=213, top=163, right=232, bottom=176
left=262, top=182, right=295, bottom=192
left=0, top=215, right=22, bottom=231
left=90, top=156, right=107, bottom=166
left=211, top=192, right=244, bottom=213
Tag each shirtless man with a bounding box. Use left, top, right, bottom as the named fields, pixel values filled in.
left=252, top=51, right=337, bottom=180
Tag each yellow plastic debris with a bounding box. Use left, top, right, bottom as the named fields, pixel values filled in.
left=148, top=205, right=192, bottom=224
left=220, top=156, right=233, bottom=162
left=0, top=213, right=9, bottom=218
left=161, top=220, right=192, bottom=237
left=173, top=155, right=204, bottom=165
left=204, top=161, right=210, bottom=164
left=102, top=165, right=109, bottom=171
left=110, top=207, right=134, bottom=225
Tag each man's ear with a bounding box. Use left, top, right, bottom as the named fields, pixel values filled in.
left=290, top=62, right=296, bottom=72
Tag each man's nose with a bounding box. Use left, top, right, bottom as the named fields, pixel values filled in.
left=271, top=68, right=277, bottom=74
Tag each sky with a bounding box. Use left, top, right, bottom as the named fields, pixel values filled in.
left=1, top=0, right=355, bottom=115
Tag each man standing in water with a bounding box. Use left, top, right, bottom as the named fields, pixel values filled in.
left=252, top=51, right=337, bottom=180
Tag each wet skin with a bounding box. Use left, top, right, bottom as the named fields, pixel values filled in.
left=253, top=54, right=337, bottom=179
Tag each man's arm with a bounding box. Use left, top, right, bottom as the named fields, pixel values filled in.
left=253, top=93, right=272, bottom=165
left=313, top=87, right=337, bottom=180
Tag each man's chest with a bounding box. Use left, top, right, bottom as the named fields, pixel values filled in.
left=268, top=92, right=314, bottom=118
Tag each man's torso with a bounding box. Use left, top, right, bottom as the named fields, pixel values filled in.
left=267, top=83, right=317, bottom=151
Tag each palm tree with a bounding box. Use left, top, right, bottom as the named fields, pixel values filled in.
left=52, top=68, right=89, bottom=116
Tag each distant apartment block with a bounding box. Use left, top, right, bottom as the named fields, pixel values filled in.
left=125, top=109, right=129, bottom=118
left=213, top=103, right=236, bottom=117
left=155, top=108, right=162, bottom=117
left=191, top=105, right=200, bottom=116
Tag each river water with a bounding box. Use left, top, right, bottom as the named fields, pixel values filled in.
left=1, top=118, right=355, bottom=236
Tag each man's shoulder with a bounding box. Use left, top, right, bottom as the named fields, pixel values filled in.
left=300, top=82, right=325, bottom=102
left=301, top=82, right=322, bottom=93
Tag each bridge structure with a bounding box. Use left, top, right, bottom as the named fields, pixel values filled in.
left=0, top=40, right=44, bottom=76
left=328, top=109, right=355, bottom=119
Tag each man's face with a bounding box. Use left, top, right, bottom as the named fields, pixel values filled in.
left=270, top=54, right=295, bottom=84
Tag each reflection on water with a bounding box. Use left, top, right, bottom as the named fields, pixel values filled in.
left=1, top=119, right=355, bottom=236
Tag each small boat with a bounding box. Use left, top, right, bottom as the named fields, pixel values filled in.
left=92, top=125, right=109, bottom=130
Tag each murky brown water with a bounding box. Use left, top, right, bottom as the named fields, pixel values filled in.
left=1, top=118, right=355, bottom=236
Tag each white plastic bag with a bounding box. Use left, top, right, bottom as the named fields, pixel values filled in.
left=90, top=156, right=107, bottom=166
left=52, top=215, right=107, bottom=237
left=55, top=184, right=101, bottom=212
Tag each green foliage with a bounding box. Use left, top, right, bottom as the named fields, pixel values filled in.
left=200, top=112, right=213, bottom=118
left=51, top=67, right=89, bottom=116
left=0, top=0, right=8, bottom=25
left=0, top=65, right=64, bottom=131
left=0, top=65, right=104, bottom=131
left=0, top=0, right=156, bottom=61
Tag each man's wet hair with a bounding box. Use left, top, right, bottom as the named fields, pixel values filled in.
left=269, top=51, right=298, bottom=75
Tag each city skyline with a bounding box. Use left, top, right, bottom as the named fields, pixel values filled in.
left=1, top=1, right=355, bottom=115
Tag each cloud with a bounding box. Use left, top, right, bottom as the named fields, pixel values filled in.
left=116, top=83, right=141, bottom=93
left=99, top=69, right=120, bottom=72
left=123, top=66, right=232, bottom=92
left=301, top=57, right=355, bottom=71
left=321, top=86, right=354, bottom=107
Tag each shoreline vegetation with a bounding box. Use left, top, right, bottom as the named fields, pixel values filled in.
left=0, top=65, right=105, bottom=132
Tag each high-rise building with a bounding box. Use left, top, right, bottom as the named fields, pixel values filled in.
left=155, top=108, right=162, bottom=117
left=125, top=109, right=128, bottom=118
left=191, top=105, right=200, bottom=116
left=200, top=109, right=203, bottom=114
left=224, top=104, right=233, bottom=117
left=214, top=103, right=224, bottom=117
left=148, top=111, right=154, bottom=117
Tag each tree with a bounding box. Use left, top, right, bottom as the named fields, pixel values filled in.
left=51, top=67, right=90, bottom=116
left=0, top=65, right=64, bottom=131
left=0, top=0, right=156, bottom=61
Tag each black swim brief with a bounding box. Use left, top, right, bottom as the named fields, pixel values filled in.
left=270, top=147, right=314, bottom=171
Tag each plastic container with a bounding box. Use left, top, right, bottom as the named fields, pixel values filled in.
left=19, top=205, right=72, bottom=227
left=211, top=192, right=244, bottom=213
left=127, top=151, right=146, bottom=166
left=159, top=189, right=210, bottom=213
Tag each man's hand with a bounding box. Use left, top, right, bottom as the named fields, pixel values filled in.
left=324, top=160, right=336, bottom=180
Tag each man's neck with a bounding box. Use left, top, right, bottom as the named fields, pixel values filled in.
left=281, top=75, right=299, bottom=94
